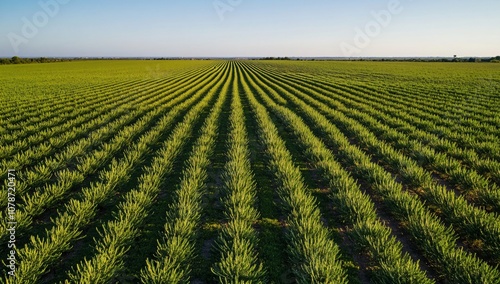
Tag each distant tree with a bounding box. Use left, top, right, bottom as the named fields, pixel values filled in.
left=11, top=56, right=22, bottom=64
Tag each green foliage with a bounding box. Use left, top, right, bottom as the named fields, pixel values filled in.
left=1, top=60, right=499, bottom=283
left=140, top=64, right=230, bottom=283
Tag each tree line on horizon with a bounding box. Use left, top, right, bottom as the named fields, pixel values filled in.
left=1, top=55, right=500, bottom=65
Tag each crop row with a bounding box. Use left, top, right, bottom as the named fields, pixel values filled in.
left=0, top=61, right=216, bottom=126
left=239, top=62, right=433, bottom=283
left=2, top=60, right=498, bottom=283
left=140, top=61, right=231, bottom=283
left=8, top=63, right=230, bottom=284
left=240, top=64, right=348, bottom=283
left=0, top=61, right=225, bottom=204
left=264, top=67, right=500, bottom=206
left=241, top=62, right=500, bottom=282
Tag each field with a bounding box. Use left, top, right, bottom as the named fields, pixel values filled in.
left=1, top=60, right=500, bottom=283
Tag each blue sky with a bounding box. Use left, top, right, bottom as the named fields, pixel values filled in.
left=1, top=0, right=499, bottom=57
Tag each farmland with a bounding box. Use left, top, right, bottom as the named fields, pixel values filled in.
left=1, top=60, right=500, bottom=283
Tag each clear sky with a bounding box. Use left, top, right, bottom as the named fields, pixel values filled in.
left=1, top=0, right=499, bottom=57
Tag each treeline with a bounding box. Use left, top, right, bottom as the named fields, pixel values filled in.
left=0, top=56, right=75, bottom=65
left=2, top=56, right=499, bottom=65
left=367, top=56, right=500, bottom=63
left=0, top=56, right=214, bottom=65
left=260, top=57, right=293, bottom=60
left=258, top=56, right=500, bottom=62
